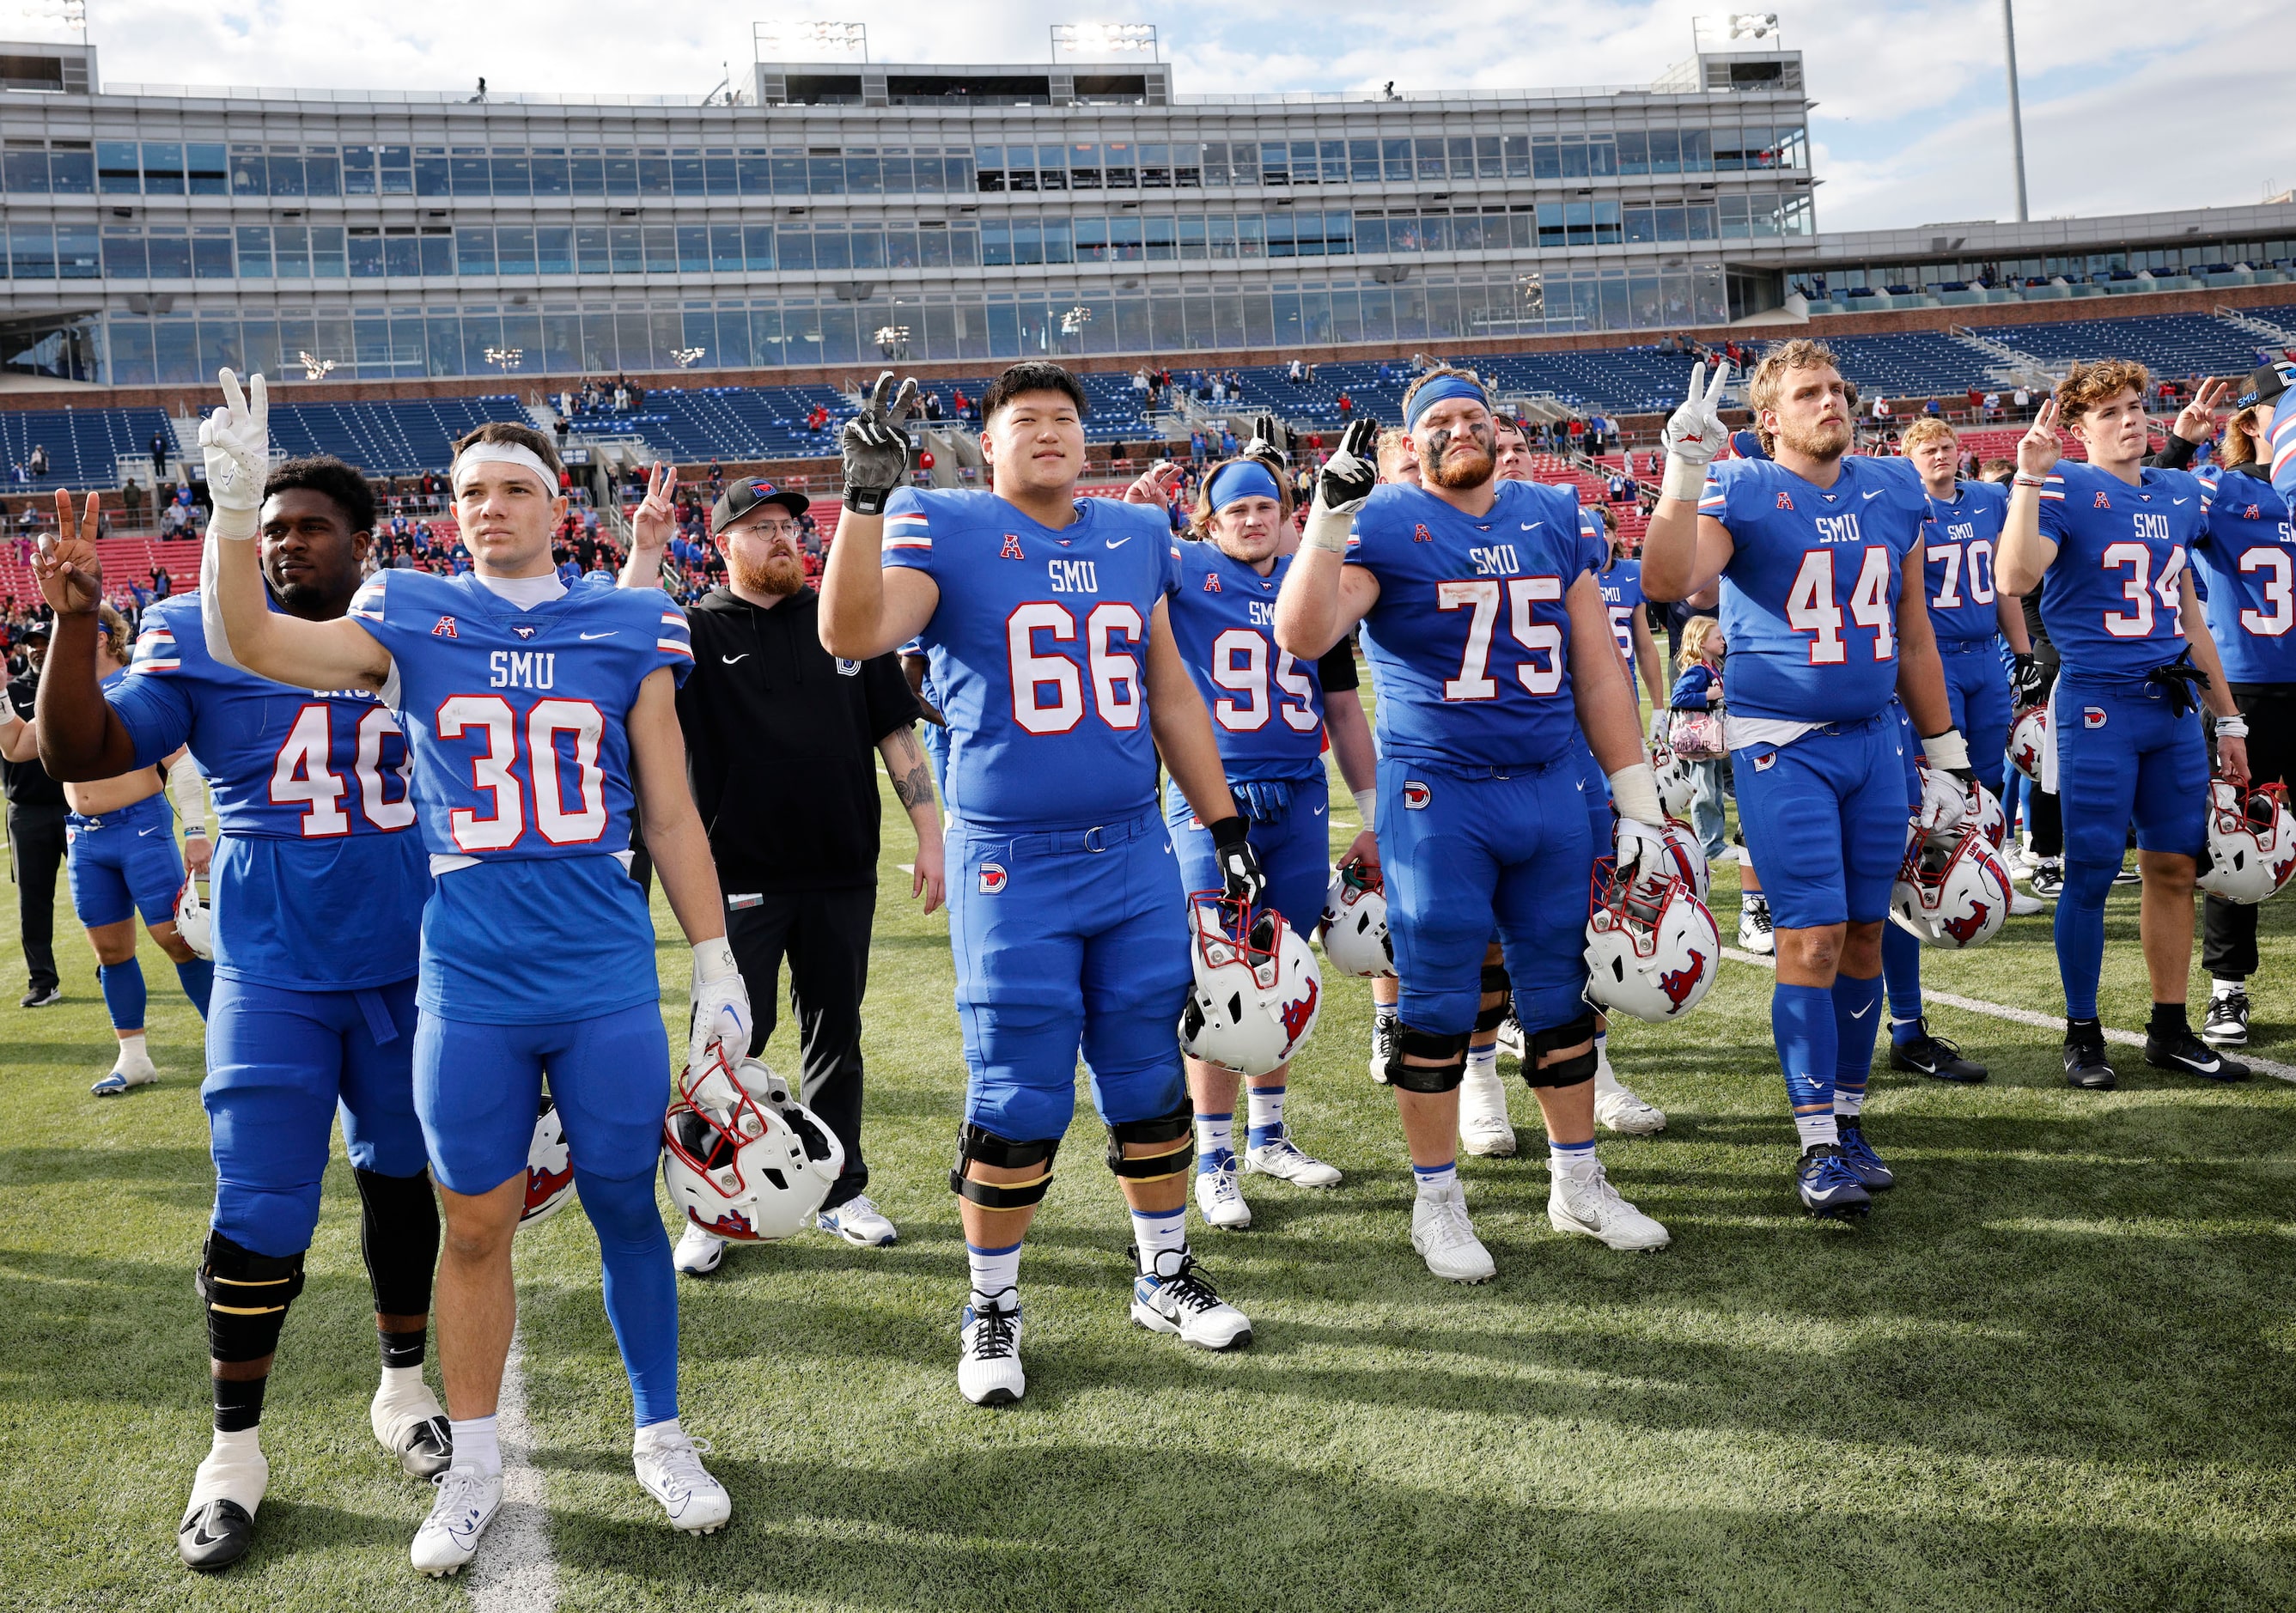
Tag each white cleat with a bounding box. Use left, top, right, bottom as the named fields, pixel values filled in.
left=1411, top=1183, right=1497, bottom=1283
left=91, top=1060, right=158, bottom=1097
left=370, top=1371, right=454, bottom=1478
left=673, top=1222, right=726, bottom=1277
left=1492, top=1015, right=1527, bottom=1062
left=1593, top=1068, right=1666, bottom=1135
left=1458, top=1065, right=1517, bottom=1157
left=1549, top=1163, right=1671, bottom=1251
left=1130, top=1247, right=1252, bottom=1349
left=1737, top=901, right=1775, bottom=956
left=634, top=1427, right=732, bottom=1536
left=410, top=1464, right=502, bottom=1577
left=816, top=1192, right=898, bottom=1247
left=958, top=1289, right=1026, bottom=1406
left=178, top=1435, right=267, bottom=1572
left=1245, top=1130, right=1342, bottom=1187
left=1194, top=1153, right=1252, bottom=1230
left=2007, top=885, right=2044, bottom=916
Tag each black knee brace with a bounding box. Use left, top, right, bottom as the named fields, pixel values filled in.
left=196, top=1231, right=306, bottom=1364
left=1105, top=1099, right=1196, bottom=1184
left=354, top=1166, right=439, bottom=1319
left=1386, top=1024, right=1471, bottom=1093
left=950, top=1123, right=1061, bottom=1210
left=1523, top=1011, right=1599, bottom=1088
left=1475, top=963, right=1514, bottom=1032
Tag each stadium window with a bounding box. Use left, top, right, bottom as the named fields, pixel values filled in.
left=1535, top=201, right=1566, bottom=247
left=1680, top=129, right=1712, bottom=173
left=671, top=149, right=707, bottom=197
left=916, top=221, right=950, bottom=269
left=145, top=227, right=189, bottom=278
left=381, top=228, right=420, bottom=277
left=1355, top=211, right=1388, bottom=253
left=1441, top=137, right=1469, bottom=180
left=1038, top=145, right=1069, bottom=191
left=1623, top=204, right=1653, bottom=244
left=493, top=152, right=533, bottom=198
left=48, top=140, right=91, bottom=193
left=802, top=151, right=842, bottom=195
left=304, top=147, right=339, bottom=196
left=642, top=224, right=678, bottom=272
left=1145, top=143, right=1176, bottom=187
left=570, top=151, right=606, bottom=196
left=1173, top=142, right=1202, bottom=187
left=1407, top=138, right=1440, bottom=180
left=1560, top=137, right=1592, bottom=180
left=140, top=143, right=184, bottom=195
left=1177, top=214, right=1208, bottom=260
left=379, top=146, right=412, bottom=195
left=1687, top=203, right=1717, bottom=240
left=234, top=224, right=271, bottom=277
left=421, top=227, right=454, bottom=276
left=850, top=223, right=886, bottom=269
left=1776, top=125, right=1806, bottom=168
left=1654, top=205, right=1686, bottom=243
left=813, top=225, right=851, bottom=271
left=1261, top=142, right=1289, bottom=186
left=187, top=227, right=233, bottom=278
left=879, top=149, right=911, bottom=193
left=188, top=144, right=228, bottom=196
left=1067, top=142, right=1101, bottom=190
left=54, top=222, right=98, bottom=278
left=449, top=148, right=489, bottom=194
left=1475, top=136, right=1501, bottom=179
left=886, top=223, right=919, bottom=267
left=776, top=227, right=813, bottom=271
left=348, top=228, right=385, bottom=277
left=272, top=225, right=308, bottom=277
left=413, top=147, right=449, bottom=196
left=496, top=225, right=537, bottom=276
left=638, top=150, right=673, bottom=196
left=1372, top=137, right=1404, bottom=182
left=1648, top=130, right=1680, bottom=175
left=735, top=149, right=771, bottom=195
left=1111, top=215, right=1145, bottom=259
left=1347, top=138, right=1380, bottom=182
left=603, top=150, right=637, bottom=197
left=576, top=225, right=610, bottom=273
left=1104, top=143, right=1136, bottom=186
left=97, top=139, right=139, bottom=193
left=309, top=228, right=346, bottom=278
left=531, top=150, right=570, bottom=197
left=1718, top=194, right=1748, bottom=238
left=454, top=226, right=493, bottom=275
left=710, top=223, right=743, bottom=271
left=948, top=222, right=978, bottom=266
left=269, top=149, right=307, bottom=198
left=1613, top=131, right=1647, bottom=177
left=980, top=219, right=1012, bottom=266
left=674, top=223, right=708, bottom=271
left=917, top=149, right=950, bottom=195
left=1139, top=215, right=1172, bottom=260
left=2, top=139, right=48, bottom=193
left=1195, top=141, right=1227, bottom=186
left=1287, top=140, right=1316, bottom=186
left=1590, top=136, right=1618, bottom=176
left=102, top=227, right=146, bottom=278
left=1530, top=137, right=1560, bottom=180
left=741, top=222, right=774, bottom=271
left=1780, top=195, right=1813, bottom=236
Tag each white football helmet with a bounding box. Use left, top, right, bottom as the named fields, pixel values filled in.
left=1964, top=778, right=2007, bottom=851
left=1891, top=822, right=2013, bottom=947
left=1660, top=817, right=1709, bottom=904
left=174, top=867, right=213, bottom=961
left=1318, top=863, right=1394, bottom=978
left=2008, top=703, right=2048, bottom=782
left=1584, top=861, right=1720, bottom=1023
left=1180, top=894, right=1323, bottom=1075
left=2196, top=780, right=2296, bottom=904
left=520, top=1093, right=575, bottom=1229
left=1653, top=742, right=1700, bottom=820
left=661, top=1052, right=845, bottom=1243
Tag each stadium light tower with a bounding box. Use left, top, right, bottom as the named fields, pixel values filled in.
left=754, top=21, right=868, bottom=62
left=1050, top=22, right=1159, bottom=60
left=2001, top=0, right=2031, bottom=222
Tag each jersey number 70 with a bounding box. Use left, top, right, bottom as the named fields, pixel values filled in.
left=1786, top=546, right=1896, bottom=664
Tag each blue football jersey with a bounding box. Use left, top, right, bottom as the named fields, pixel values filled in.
left=1920, top=478, right=2009, bottom=644
left=1700, top=455, right=1927, bottom=724
left=1165, top=538, right=1325, bottom=782
left=2192, top=462, right=2296, bottom=684
left=105, top=592, right=428, bottom=990
left=880, top=487, right=1180, bottom=829
left=1595, top=556, right=1644, bottom=694
left=346, top=569, right=692, bottom=1024
left=2036, top=460, right=2204, bottom=677
left=1344, top=479, right=1600, bottom=767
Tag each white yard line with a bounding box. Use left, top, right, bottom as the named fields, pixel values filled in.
left=466, top=1323, right=558, bottom=1613
left=1717, top=946, right=2296, bottom=1085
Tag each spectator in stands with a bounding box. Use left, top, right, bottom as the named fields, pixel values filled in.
left=1966, top=385, right=1984, bottom=416
left=27, top=446, right=47, bottom=479
left=2013, top=385, right=2031, bottom=417
left=1337, top=391, right=1354, bottom=418
left=149, top=565, right=172, bottom=600
left=1872, top=393, right=1893, bottom=423
left=1189, top=429, right=1207, bottom=466
left=1923, top=398, right=1942, bottom=417
left=4, top=620, right=64, bottom=1007
left=1983, top=392, right=2002, bottom=421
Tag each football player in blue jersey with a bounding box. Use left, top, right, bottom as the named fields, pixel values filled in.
left=1, top=587, right=213, bottom=1095
left=1164, top=456, right=1373, bottom=1230
left=819, top=364, right=1261, bottom=1406
left=198, top=374, right=745, bottom=1572
left=1643, top=343, right=1975, bottom=1217
left=28, top=462, right=447, bottom=1573
left=2192, top=369, right=2296, bottom=1047
left=1276, top=370, right=1673, bottom=1282
left=1996, top=361, right=2252, bottom=1089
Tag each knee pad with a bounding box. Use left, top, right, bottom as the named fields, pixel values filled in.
left=1105, top=1099, right=1195, bottom=1184
left=1475, top=964, right=1513, bottom=1031
left=1523, top=1011, right=1599, bottom=1089
left=950, top=1123, right=1061, bottom=1210
left=196, top=1230, right=305, bottom=1364
left=1387, top=1024, right=1470, bottom=1093
left=353, top=1167, right=439, bottom=1318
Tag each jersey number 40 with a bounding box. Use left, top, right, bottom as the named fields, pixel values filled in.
left=271, top=703, right=416, bottom=837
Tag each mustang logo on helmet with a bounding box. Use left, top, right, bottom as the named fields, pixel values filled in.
left=1942, top=902, right=1992, bottom=946
left=1658, top=949, right=1707, bottom=1008
left=1279, top=978, right=1320, bottom=1044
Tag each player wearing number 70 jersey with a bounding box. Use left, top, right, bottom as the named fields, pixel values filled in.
left=1642, top=343, right=1973, bottom=1219
left=201, top=374, right=747, bottom=1573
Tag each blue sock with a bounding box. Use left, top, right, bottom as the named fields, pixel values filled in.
left=1772, top=983, right=1837, bottom=1151
left=1831, top=971, right=1882, bottom=1115
left=1880, top=920, right=1924, bottom=1034
left=1131, top=1204, right=1186, bottom=1268
left=2053, top=857, right=2119, bottom=1021
left=572, top=1165, right=679, bottom=1428
left=97, top=959, right=146, bottom=1032
left=1245, top=1085, right=1287, bottom=1149
left=1412, top=1160, right=1459, bottom=1195
left=174, top=958, right=214, bottom=1020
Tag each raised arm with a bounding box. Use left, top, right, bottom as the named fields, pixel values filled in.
left=817, top=373, right=935, bottom=660
left=1272, top=417, right=1380, bottom=658
left=1995, top=399, right=2062, bottom=599
left=28, top=489, right=141, bottom=778
left=617, top=460, right=674, bottom=591
left=1641, top=361, right=1736, bottom=601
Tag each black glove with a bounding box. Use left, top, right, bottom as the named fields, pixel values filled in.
left=1314, top=417, right=1380, bottom=511
left=2011, top=652, right=2049, bottom=709
left=1209, top=815, right=1267, bottom=907
left=2145, top=649, right=2208, bottom=718
left=841, top=370, right=919, bottom=515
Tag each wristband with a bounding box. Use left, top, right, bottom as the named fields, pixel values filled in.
left=2214, top=714, right=2249, bottom=740
left=1300, top=502, right=1353, bottom=556
left=1660, top=454, right=1709, bottom=505
left=1208, top=813, right=1251, bottom=851
left=1921, top=728, right=1971, bottom=773
left=2012, top=472, right=2046, bottom=488
left=209, top=502, right=259, bottom=543
left=1606, top=761, right=1666, bottom=829
left=1352, top=788, right=1376, bottom=831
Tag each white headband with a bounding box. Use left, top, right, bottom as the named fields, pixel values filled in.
left=452, top=441, right=559, bottom=498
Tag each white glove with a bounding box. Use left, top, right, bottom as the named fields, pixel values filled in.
left=198, top=368, right=270, bottom=527
left=1659, top=359, right=1731, bottom=503
left=1915, top=766, right=1968, bottom=835
left=1614, top=815, right=1671, bottom=882
left=687, top=937, right=751, bottom=1081
left=1646, top=708, right=1670, bottom=749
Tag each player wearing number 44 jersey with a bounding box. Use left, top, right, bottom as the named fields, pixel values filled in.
left=1644, top=344, right=1975, bottom=1217
left=1998, top=361, right=2253, bottom=1088
left=200, top=373, right=744, bottom=1574
left=27, top=459, right=446, bottom=1574
left=821, top=364, right=1264, bottom=1407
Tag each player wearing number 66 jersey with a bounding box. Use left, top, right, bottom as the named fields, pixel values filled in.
left=27, top=457, right=447, bottom=1573
left=1643, top=343, right=1972, bottom=1218
left=203, top=380, right=746, bottom=1572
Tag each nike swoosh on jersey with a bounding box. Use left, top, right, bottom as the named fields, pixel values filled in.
left=722, top=654, right=750, bottom=663
left=1864, top=490, right=1885, bottom=500
left=1106, top=536, right=1134, bottom=548
left=579, top=630, right=617, bottom=640
left=2173, top=498, right=2190, bottom=506
left=1520, top=521, right=1542, bottom=531
left=138, top=826, right=160, bottom=837
left=1312, top=802, right=1326, bottom=815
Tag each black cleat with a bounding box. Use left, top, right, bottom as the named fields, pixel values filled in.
left=2063, top=1021, right=2116, bottom=1090
left=178, top=1499, right=254, bottom=1573
left=2144, top=1026, right=2250, bottom=1083
left=20, top=983, right=62, bottom=1007
left=2202, top=990, right=2250, bottom=1049
left=1888, top=1018, right=1988, bottom=1083
left=1795, top=1144, right=1873, bottom=1218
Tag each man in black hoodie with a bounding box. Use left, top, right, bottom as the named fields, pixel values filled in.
left=628, top=475, right=941, bottom=1275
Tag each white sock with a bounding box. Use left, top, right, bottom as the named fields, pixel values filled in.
left=1412, top=1161, right=1459, bottom=1197
left=191, top=1426, right=267, bottom=1512
left=965, top=1239, right=1021, bottom=1304
left=1548, top=1136, right=1602, bottom=1179
left=378, top=1363, right=428, bottom=1399
left=1795, top=1112, right=1839, bottom=1151
left=1131, top=1204, right=1187, bottom=1269
left=1593, top=1032, right=1615, bottom=1081
left=1192, top=1111, right=1233, bottom=1164
left=1742, top=892, right=1763, bottom=913
left=114, top=1031, right=154, bottom=1071
left=449, top=1415, right=502, bottom=1477
left=1464, top=1044, right=1498, bottom=1082
left=634, top=1416, right=682, bottom=1452
left=1245, top=1084, right=1286, bottom=1147
left=2213, top=977, right=2245, bottom=1000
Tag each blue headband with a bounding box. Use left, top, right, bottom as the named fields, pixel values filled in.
left=1404, top=374, right=1489, bottom=430
left=1206, top=460, right=1282, bottom=511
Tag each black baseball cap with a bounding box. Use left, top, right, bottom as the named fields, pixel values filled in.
left=710, top=478, right=809, bottom=532
left=2234, top=362, right=2296, bottom=411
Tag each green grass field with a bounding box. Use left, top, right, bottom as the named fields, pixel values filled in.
left=3, top=753, right=2293, bottom=1612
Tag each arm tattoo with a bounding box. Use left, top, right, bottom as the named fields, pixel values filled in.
left=883, top=724, right=937, bottom=813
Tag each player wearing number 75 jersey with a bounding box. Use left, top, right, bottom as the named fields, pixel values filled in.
left=201, top=373, right=746, bottom=1573
left=1643, top=343, right=1973, bottom=1218
left=1997, top=361, right=2253, bottom=1091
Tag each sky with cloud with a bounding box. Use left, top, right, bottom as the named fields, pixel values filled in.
left=40, top=1, right=2296, bottom=233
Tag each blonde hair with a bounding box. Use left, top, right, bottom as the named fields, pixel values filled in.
left=2220, top=403, right=2269, bottom=469
left=1679, top=615, right=1723, bottom=666
left=2054, top=359, right=2151, bottom=430
left=1746, top=338, right=1843, bottom=454
left=1375, top=427, right=1415, bottom=479
left=96, top=603, right=132, bottom=667
left=1187, top=456, right=1295, bottom=540
left=1901, top=417, right=1958, bottom=454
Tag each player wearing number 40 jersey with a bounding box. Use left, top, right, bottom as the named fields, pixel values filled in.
left=1998, top=361, right=2253, bottom=1090
left=201, top=374, right=745, bottom=1574
left=27, top=459, right=446, bottom=1574
left=820, top=363, right=1263, bottom=1409
left=1643, top=343, right=1975, bottom=1217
